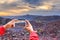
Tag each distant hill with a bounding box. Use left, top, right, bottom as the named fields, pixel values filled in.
left=2, top=15, right=60, bottom=22
left=0, top=17, right=4, bottom=19
left=0, top=17, right=11, bottom=25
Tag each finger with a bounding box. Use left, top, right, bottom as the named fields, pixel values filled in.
left=25, top=20, right=28, bottom=27
left=11, top=19, right=19, bottom=22
left=11, top=23, right=15, bottom=27
left=25, top=20, right=32, bottom=26
left=25, top=20, right=30, bottom=27
left=25, top=21, right=28, bottom=27
left=6, top=19, right=19, bottom=24
left=4, top=20, right=15, bottom=27
left=12, top=23, right=15, bottom=27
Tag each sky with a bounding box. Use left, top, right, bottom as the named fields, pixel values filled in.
left=0, top=0, right=60, bottom=16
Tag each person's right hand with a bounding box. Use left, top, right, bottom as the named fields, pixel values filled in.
left=24, top=20, right=34, bottom=32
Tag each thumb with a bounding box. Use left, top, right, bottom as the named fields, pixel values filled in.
left=25, top=20, right=32, bottom=26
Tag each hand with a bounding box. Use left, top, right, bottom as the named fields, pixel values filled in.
left=24, top=20, right=34, bottom=32
left=3, top=19, right=20, bottom=29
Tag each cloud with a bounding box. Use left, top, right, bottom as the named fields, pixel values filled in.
left=35, top=2, right=53, bottom=10
left=0, top=12, right=12, bottom=16
left=0, top=0, right=60, bottom=16
left=0, top=6, right=32, bottom=16
left=36, top=5, right=52, bottom=10
left=0, top=0, right=17, bottom=4
left=0, top=0, right=33, bottom=16
left=6, top=6, right=32, bottom=13
left=24, top=0, right=41, bottom=5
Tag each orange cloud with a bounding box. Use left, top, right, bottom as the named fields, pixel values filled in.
left=0, top=12, right=12, bottom=16
left=8, top=6, right=32, bottom=13
left=0, top=6, right=32, bottom=16
left=0, top=0, right=6, bottom=4
left=0, top=0, right=16, bottom=4
left=6, top=0, right=17, bottom=3
left=36, top=5, right=52, bottom=10
left=0, top=9, right=29, bottom=16
left=36, top=2, right=53, bottom=10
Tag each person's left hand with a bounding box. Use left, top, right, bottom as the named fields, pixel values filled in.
left=3, top=19, right=20, bottom=29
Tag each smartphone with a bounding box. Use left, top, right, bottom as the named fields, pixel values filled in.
left=15, top=20, right=25, bottom=28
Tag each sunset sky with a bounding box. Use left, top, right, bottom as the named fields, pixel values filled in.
left=0, top=0, right=60, bottom=16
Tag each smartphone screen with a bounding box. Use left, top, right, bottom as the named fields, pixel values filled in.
left=15, top=20, right=25, bottom=29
